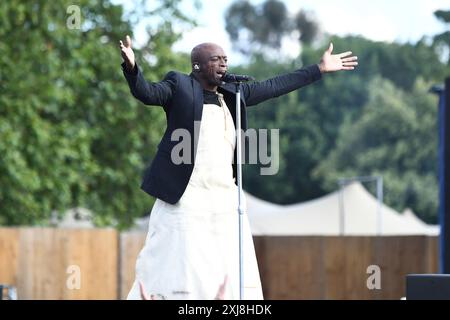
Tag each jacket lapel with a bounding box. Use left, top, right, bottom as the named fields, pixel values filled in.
left=190, top=74, right=204, bottom=162
left=190, top=73, right=204, bottom=122
left=218, top=84, right=247, bottom=131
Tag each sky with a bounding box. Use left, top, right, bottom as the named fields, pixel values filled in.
left=115, top=0, right=450, bottom=64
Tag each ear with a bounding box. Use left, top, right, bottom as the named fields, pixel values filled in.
left=193, top=62, right=200, bottom=71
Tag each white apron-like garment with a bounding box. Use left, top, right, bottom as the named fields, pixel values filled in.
left=127, top=93, right=263, bottom=300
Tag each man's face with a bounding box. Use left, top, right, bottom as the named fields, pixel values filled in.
left=198, top=45, right=228, bottom=86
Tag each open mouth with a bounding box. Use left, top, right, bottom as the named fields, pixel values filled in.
left=216, top=71, right=226, bottom=78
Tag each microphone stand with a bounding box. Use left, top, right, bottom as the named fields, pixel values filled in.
left=234, top=81, right=245, bottom=301
left=222, top=73, right=253, bottom=300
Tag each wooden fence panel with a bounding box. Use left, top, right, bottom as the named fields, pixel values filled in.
left=0, top=227, right=118, bottom=299
left=0, top=228, right=20, bottom=287
left=119, top=232, right=146, bottom=299
left=254, top=236, right=438, bottom=300
left=0, top=227, right=439, bottom=300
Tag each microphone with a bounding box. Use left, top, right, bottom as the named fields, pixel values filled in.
left=221, top=72, right=255, bottom=83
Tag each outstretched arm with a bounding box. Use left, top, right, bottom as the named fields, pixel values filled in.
left=241, top=64, right=322, bottom=106
left=119, top=35, right=177, bottom=108
left=242, top=43, right=358, bottom=106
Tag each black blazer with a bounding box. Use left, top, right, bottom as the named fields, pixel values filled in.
left=122, top=62, right=322, bottom=204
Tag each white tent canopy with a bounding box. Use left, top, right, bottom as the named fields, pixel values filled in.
left=246, top=181, right=439, bottom=236
left=132, top=181, right=439, bottom=236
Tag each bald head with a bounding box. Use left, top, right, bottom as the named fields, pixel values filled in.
left=191, top=43, right=225, bottom=65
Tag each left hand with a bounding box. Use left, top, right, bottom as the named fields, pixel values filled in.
left=139, top=281, right=156, bottom=300
left=318, top=43, right=358, bottom=73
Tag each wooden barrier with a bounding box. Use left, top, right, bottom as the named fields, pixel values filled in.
left=0, top=227, right=438, bottom=300
left=0, top=227, right=117, bottom=299
left=253, top=236, right=438, bottom=299
left=119, top=231, right=146, bottom=299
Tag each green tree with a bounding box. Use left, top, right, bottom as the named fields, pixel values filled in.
left=0, top=0, right=194, bottom=229
left=235, top=33, right=445, bottom=215
left=313, top=77, right=439, bottom=223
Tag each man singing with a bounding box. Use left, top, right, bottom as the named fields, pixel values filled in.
left=120, top=35, right=358, bottom=300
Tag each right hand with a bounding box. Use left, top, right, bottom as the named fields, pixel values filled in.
left=214, top=275, right=228, bottom=300
left=119, top=35, right=135, bottom=72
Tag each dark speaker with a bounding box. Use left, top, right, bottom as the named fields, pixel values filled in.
left=406, top=274, right=450, bottom=300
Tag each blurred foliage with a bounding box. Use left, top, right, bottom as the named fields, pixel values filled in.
left=0, top=0, right=193, bottom=229
left=236, top=34, right=449, bottom=224
left=1, top=0, right=449, bottom=227
left=313, top=77, right=439, bottom=223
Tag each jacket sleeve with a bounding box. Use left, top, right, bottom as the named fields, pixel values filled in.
left=241, top=64, right=322, bottom=106
left=121, top=62, right=177, bottom=111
